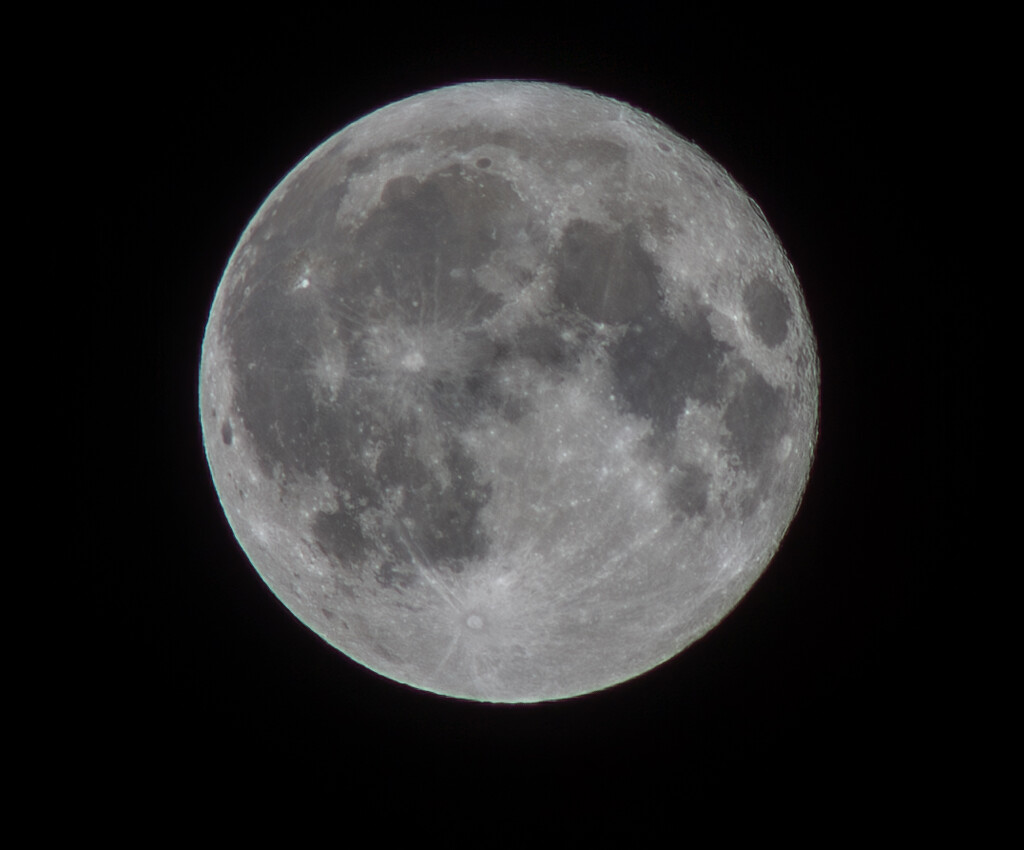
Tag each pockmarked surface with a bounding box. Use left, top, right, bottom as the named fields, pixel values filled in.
left=200, top=82, right=819, bottom=702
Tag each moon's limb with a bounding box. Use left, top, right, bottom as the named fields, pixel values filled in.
left=199, top=81, right=819, bottom=702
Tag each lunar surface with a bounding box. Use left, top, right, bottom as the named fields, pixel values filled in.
left=199, top=81, right=819, bottom=702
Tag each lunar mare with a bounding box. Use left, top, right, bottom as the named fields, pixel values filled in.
left=200, top=81, right=819, bottom=702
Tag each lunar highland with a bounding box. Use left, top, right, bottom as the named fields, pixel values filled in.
left=199, top=81, right=819, bottom=702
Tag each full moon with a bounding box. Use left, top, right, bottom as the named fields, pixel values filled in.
left=199, top=81, right=819, bottom=702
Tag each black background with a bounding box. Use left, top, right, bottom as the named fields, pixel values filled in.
left=80, top=10, right=973, bottom=825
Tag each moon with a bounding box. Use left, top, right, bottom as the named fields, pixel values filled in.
left=199, top=81, right=819, bottom=703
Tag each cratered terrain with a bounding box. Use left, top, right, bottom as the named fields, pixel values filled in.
left=199, top=81, right=819, bottom=702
